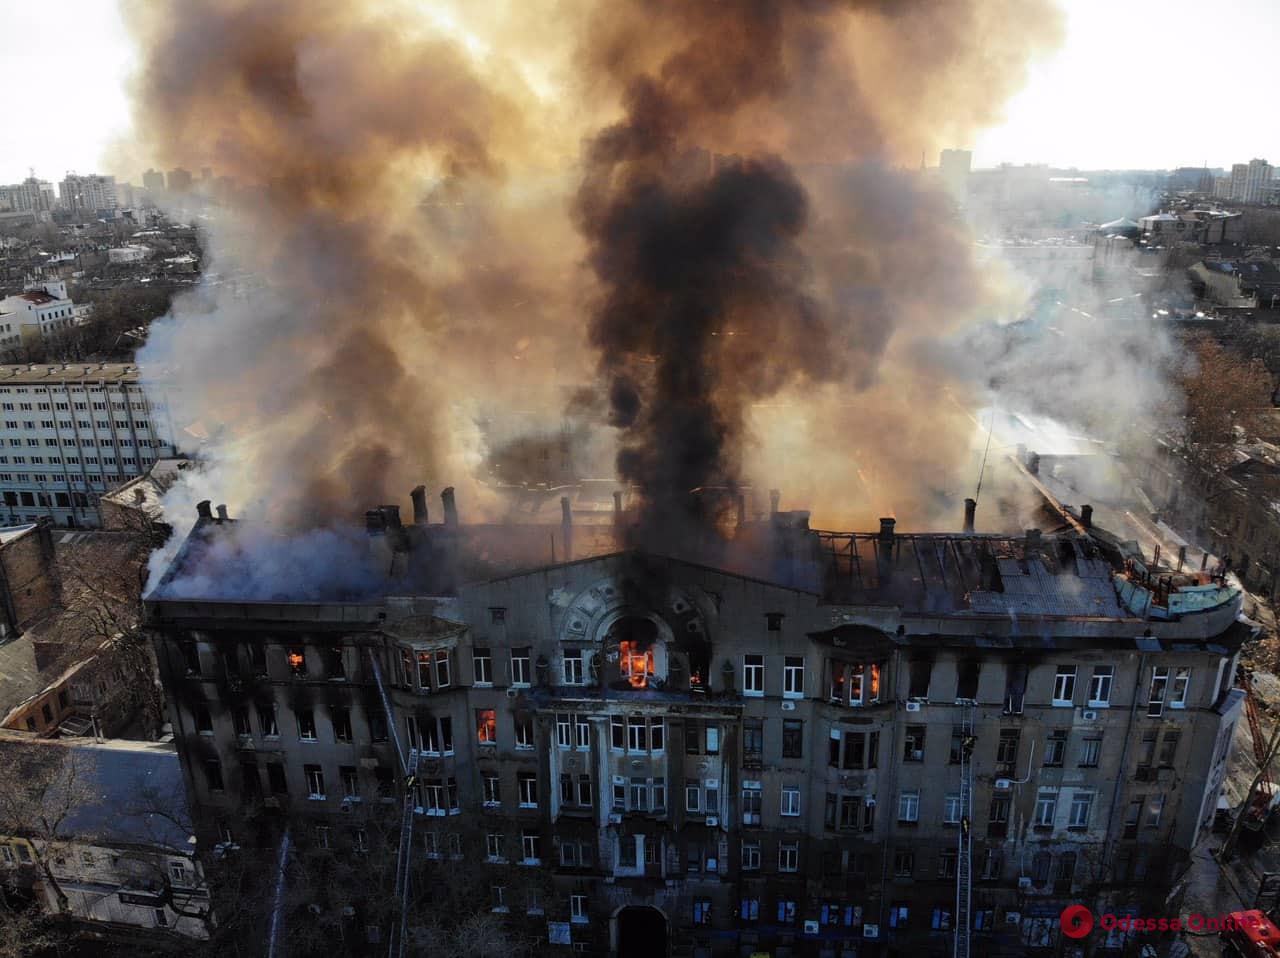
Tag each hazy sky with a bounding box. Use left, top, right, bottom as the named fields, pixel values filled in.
left=0, top=0, right=1276, bottom=185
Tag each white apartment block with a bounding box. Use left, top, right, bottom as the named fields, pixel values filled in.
left=0, top=364, right=178, bottom=527
left=0, top=280, right=81, bottom=348
left=59, top=173, right=119, bottom=214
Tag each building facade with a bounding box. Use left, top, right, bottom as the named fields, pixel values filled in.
left=0, top=365, right=178, bottom=528
left=148, top=503, right=1248, bottom=957
left=58, top=174, right=119, bottom=214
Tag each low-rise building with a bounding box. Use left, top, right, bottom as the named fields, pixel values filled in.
left=0, top=736, right=210, bottom=939
left=0, top=279, right=79, bottom=348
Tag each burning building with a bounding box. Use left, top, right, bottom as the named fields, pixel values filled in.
left=146, top=485, right=1248, bottom=956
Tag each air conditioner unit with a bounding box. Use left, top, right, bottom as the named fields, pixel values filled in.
left=506, top=688, right=519, bottom=698
left=863, top=924, right=879, bottom=939
left=612, top=775, right=626, bottom=785
left=1017, top=877, right=1032, bottom=890
left=608, top=813, right=622, bottom=824
left=909, top=750, right=924, bottom=761
left=905, top=701, right=922, bottom=713
left=1005, top=911, right=1021, bottom=925
left=705, top=816, right=719, bottom=827
left=781, top=701, right=796, bottom=712
left=994, top=779, right=1012, bottom=791
left=803, top=920, right=819, bottom=935
left=1080, top=709, right=1098, bottom=721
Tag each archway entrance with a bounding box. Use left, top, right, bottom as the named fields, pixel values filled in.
left=615, top=905, right=667, bottom=958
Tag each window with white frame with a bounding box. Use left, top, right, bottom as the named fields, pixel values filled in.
left=305, top=765, right=325, bottom=799
left=486, top=832, right=505, bottom=862
left=1148, top=667, right=1169, bottom=716
left=434, top=650, right=451, bottom=688
left=743, top=654, right=764, bottom=695
left=510, top=648, right=531, bottom=686
left=742, top=841, right=761, bottom=870
left=781, top=784, right=801, bottom=817
left=521, top=830, right=540, bottom=864
left=627, top=716, right=647, bottom=751
left=518, top=773, right=538, bottom=807
left=1034, top=790, right=1057, bottom=827
left=1069, top=791, right=1094, bottom=828
left=491, top=885, right=507, bottom=913
left=1052, top=666, right=1076, bottom=707
left=563, top=650, right=585, bottom=685
left=483, top=773, right=500, bottom=806
left=742, top=782, right=762, bottom=825
left=556, top=713, right=572, bottom=748
left=778, top=842, right=799, bottom=872
left=574, top=714, right=590, bottom=749
left=515, top=716, right=534, bottom=749
left=570, top=894, right=588, bottom=923
left=944, top=793, right=961, bottom=824
left=473, top=648, right=493, bottom=685
left=898, top=790, right=919, bottom=823
left=1088, top=666, right=1113, bottom=707
left=1171, top=667, right=1190, bottom=708
left=783, top=656, right=805, bottom=698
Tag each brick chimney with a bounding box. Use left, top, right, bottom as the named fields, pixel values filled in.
left=877, top=517, right=896, bottom=585
left=441, top=487, right=459, bottom=530
left=410, top=485, right=428, bottom=525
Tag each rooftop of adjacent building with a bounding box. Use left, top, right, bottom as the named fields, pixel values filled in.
left=0, top=732, right=191, bottom=851
left=0, top=362, right=149, bottom=384
left=101, top=458, right=193, bottom=519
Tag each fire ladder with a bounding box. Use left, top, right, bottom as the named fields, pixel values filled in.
left=954, top=703, right=976, bottom=958
left=366, top=648, right=416, bottom=958
left=1241, top=669, right=1275, bottom=831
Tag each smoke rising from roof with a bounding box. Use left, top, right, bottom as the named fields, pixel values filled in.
left=127, top=0, right=1062, bottom=594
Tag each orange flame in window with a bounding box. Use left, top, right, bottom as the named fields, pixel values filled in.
left=619, top=640, right=653, bottom=688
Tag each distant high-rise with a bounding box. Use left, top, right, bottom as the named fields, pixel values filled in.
left=166, top=167, right=193, bottom=193
left=59, top=173, right=118, bottom=213
left=1229, top=158, right=1272, bottom=204
left=142, top=168, right=165, bottom=193
left=939, top=148, right=972, bottom=200
left=0, top=177, right=56, bottom=214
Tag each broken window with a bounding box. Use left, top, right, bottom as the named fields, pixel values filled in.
left=782, top=720, right=803, bottom=759
left=1003, top=663, right=1027, bottom=714
left=956, top=661, right=980, bottom=700
left=332, top=707, right=352, bottom=743
left=908, top=659, right=932, bottom=699
left=296, top=710, right=316, bottom=742
left=618, top=640, right=654, bottom=688
left=904, top=725, right=925, bottom=762
left=287, top=646, right=306, bottom=678
left=476, top=709, right=496, bottom=745
left=324, top=644, right=345, bottom=680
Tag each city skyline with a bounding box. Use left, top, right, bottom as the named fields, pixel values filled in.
left=1, top=0, right=1279, bottom=185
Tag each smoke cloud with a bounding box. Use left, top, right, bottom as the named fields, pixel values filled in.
left=126, top=0, right=1063, bottom=595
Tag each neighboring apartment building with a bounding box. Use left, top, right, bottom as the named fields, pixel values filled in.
left=0, top=279, right=81, bottom=348
left=1230, top=159, right=1273, bottom=205
left=0, top=736, right=210, bottom=939
left=59, top=174, right=119, bottom=215
left=146, top=494, right=1248, bottom=957
left=0, top=364, right=178, bottom=528
left=0, top=178, right=56, bottom=215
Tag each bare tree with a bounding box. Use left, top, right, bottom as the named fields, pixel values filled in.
left=0, top=744, right=97, bottom=915
left=1172, top=334, right=1273, bottom=470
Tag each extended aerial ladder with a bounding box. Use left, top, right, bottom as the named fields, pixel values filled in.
left=366, top=647, right=417, bottom=958
left=955, top=703, right=976, bottom=958
left=1241, top=669, right=1275, bottom=832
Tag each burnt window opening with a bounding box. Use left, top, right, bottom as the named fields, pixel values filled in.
left=332, top=707, right=352, bottom=743
left=233, top=708, right=251, bottom=737
left=370, top=709, right=388, bottom=742
left=325, top=644, right=345, bottom=680
left=489, top=607, right=506, bottom=624
left=782, top=720, right=804, bottom=759
left=248, top=642, right=267, bottom=677
left=766, top=613, right=784, bottom=632
left=180, top=640, right=201, bottom=676
left=1003, top=663, right=1028, bottom=715
left=287, top=646, right=306, bottom=678
left=908, top=660, right=932, bottom=699
left=607, top=617, right=658, bottom=689
left=240, top=763, right=259, bottom=800
left=956, top=661, right=980, bottom=700
left=195, top=706, right=212, bottom=734
left=204, top=759, right=224, bottom=792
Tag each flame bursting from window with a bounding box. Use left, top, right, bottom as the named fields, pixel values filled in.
left=619, top=640, right=654, bottom=689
